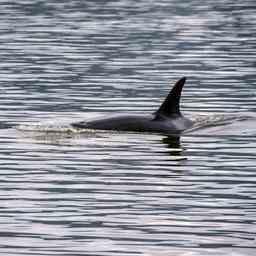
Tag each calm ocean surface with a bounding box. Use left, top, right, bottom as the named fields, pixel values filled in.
left=0, top=1, right=256, bottom=255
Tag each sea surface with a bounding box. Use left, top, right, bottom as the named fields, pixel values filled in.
left=0, top=1, right=256, bottom=255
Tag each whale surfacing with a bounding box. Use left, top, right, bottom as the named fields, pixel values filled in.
left=71, top=77, right=193, bottom=135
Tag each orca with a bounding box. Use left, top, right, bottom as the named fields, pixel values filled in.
left=71, top=77, right=194, bottom=135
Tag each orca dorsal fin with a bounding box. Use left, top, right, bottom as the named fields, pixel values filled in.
left=155, top=77, right=186, bottom=118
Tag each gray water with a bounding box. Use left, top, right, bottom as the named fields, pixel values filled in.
left=0, top=1, right=256, bottom=255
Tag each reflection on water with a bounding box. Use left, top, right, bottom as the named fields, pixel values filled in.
left=162, top=136, right=181, bottom=152
left=0, top=0, right=256, bottom=255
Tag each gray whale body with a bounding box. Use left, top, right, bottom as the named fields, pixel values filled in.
left=72, top=77, right=193, bottom=135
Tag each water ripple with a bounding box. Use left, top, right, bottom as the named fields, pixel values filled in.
left=0, top=0, right=256, bottom=255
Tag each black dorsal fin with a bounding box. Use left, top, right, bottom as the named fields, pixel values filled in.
left=155, top=77, right=186, bottom=117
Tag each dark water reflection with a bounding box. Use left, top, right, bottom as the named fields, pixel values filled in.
left=0, top=0, right=256, bottom=255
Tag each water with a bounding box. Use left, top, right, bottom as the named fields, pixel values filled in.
left=0, top=1, right=256, bottom=255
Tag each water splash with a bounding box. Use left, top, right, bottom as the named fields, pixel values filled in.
left=187, top=114, right=254, bottom=135
left=16, top=123, right=87, bottom=133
